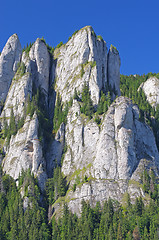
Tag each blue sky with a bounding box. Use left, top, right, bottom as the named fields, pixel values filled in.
left=1, top=0, right=159, bottom=75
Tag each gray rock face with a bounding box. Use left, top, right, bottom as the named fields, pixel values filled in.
left=139, top=76, right=159, bottom=108
left=60, top=96, right=159, bottom=213
left=1, top=72, right=32, bottom=122
left=54, top=26, right=108, bottom=105
left=0, top=34, right=22, bottom=102
left=1, top=29, right=158, bottom=216
left=0, top=38, right=50, bottom=121
left=0, top=37, right=50, bottom=191
left=46, top=123, right=65, bottom=177
left=107, top=45, right=121, bottom=96
left=29, top=39, right=50, bottom=98
left=2, top=114, right=47, bottom=190
left=62, top=99, right=99, bottom=177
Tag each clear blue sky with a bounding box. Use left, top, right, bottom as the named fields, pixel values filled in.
left=1, top=0, right=159, bottom=75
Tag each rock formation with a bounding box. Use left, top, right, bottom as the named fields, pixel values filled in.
left=53, top=26, right=120, bottom=105
left=107, top=45, right=121, bottom=97
left=29, top=39, right=50, bottom=99
left=2, top=114, right=47, bottom=190
left=139, top=76, right=159, bottom=108
left=0, top=27, right=159, bottom=216
left=57, top=96, right=159, bottom=214
left=0, top=34, right=22, bottom=103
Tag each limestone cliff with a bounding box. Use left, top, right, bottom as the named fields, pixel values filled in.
left=57, top=96, right=159, bottom=214
left=0, top=37, right=50, bottom=189
left=53, top=26, right=120, bottom=105
left=2, top=114, right=47, bottom=190
left=108, top=45, right=121, bottom=96
left=0, top=27, right=159, bottom=216
left=29, top=39, right=50, bottom=99
left=0, top=34, right=22, bottom=103
left=139, top=76, right=159, bottom=108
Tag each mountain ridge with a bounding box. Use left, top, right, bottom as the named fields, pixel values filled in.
left=0, top=26, right=159, bottom=218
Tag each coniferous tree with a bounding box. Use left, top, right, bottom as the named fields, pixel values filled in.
left=9, top=107, right=16, bottom=136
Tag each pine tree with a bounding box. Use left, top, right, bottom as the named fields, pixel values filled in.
left=9, top=107, right=16, bottom=135
left=73, top=88, right=79, bottom=101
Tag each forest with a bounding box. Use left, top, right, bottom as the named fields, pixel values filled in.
left=0, top=166, right=159, bottom=239
left=0, top=72, right=159, bottom=239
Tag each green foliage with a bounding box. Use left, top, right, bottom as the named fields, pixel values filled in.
left=110, top=44, right=119, bottom=53
left=91, top=30, right=96, bottom=37
left=40, top=37, right=54, bottom=56
left=4, top=107, right=25, bottom=145
left=51, top=189, right=159, bottom=239
left=94, top=115, right=101, bottom=125
left=9, top=107, right=16, bottom=135
left=23, top=42, right=34, bottom=55
left=80, top=64, right=85, bottom=78
left=25, top=88, right=52, bottom=143
left=56, top=41, right=63, bottom=49
left=16, top=62, right=26, bottom=77
left=72, top=30, right=79, bottom=37
left=97, top=35, right=103, bottom=41
left=53, top=93, right=70, bottom=134
left=72, top=183, right=76, bottom=192
left=61, top=143, right=67, bottom=166
left=68, top=30, right=79, bottom=41
left=75, top=175, right=80, bottom=185
left=73, top=88, right=80, bottom=101
left=0, top=99, right=4, bottom=113
left=80, top=82, right=94, bottom=119
left=45, top=166, right=67, bottom=204
left=0, top=168, right=50, bottom=240
left=3, top=87, right=51, bottom=146
left=49, top=171, right=159, bottom=239
left=84, top=175, right=88, bottom=182
left=0, top=160, right=159, bottom=239
left=90, top=61, right=96, bottom=68
left=97, top=91, right=111, bottom=115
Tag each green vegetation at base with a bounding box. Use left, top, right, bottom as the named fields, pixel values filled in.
left=0, top=158, right=159, bottom=239
left=50, top=169, right=159, bottom=240
left=46, top=165, right=67, bottom=205
left=0, top=167, right=50, bottom=240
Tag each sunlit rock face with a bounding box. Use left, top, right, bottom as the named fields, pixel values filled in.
left=2, top=114, right=47, bottom=191
left=29, top=38, right=50, bottom=98
left=60, top=97, right=159, bottom=214
left=107, top=45, right=121, bottom=97
left=139, top=76, right=159, bottom=108
left=1, top=28, right=159, bottom=216
left=53, top=26, right=108, bottom=105
left=0, top=34, right=22, bottom=102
